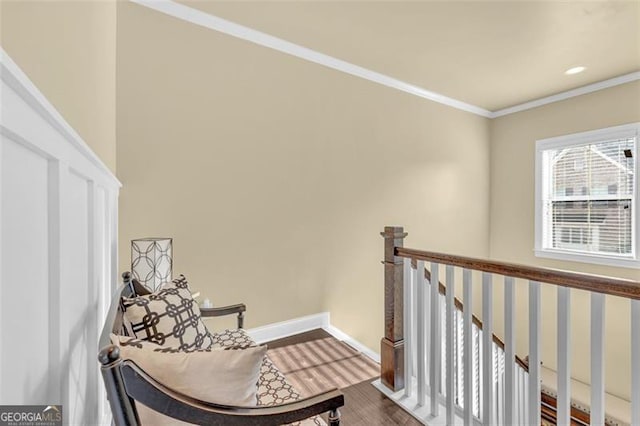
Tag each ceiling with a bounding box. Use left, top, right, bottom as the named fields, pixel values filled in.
left=177, top=0, right=640, bottom=112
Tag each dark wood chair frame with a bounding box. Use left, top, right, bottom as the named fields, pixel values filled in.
left=98, top=272, right=344, bottom=426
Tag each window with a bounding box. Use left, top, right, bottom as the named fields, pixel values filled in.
left=535, top=123, right=640, bottom=268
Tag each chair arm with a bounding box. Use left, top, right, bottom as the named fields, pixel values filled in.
left=200, top=304, right=246, bottom=329
left=120, top=361, right=344, bottom=426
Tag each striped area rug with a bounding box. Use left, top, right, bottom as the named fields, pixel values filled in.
left=267, top=336, right=379, bottom=397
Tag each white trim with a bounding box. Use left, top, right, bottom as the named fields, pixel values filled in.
left=0, top=116, right=3, bottom=404
left=534, top=249, right=640, bottom=269
left=534, top=122, right=640, bottom=269
left=246, top=312, right=330, bottom=344
left=100, top=410, right=113, bottom=426
left=130, top=0, right=491, bottom=118
left=47, top=160, right=62, bottom=401
left=2, top=47, right=119, bottom=424
left=492, top=72, right=640, bottom=118
left=536, top=122, right=640, bottom=150
left=0, top=47, right=120, bottom=186
left=324, top=324, right=381, bottom=363
left=245, top=312, right=381, bottom=363
left=130, top=0, right=639, bottom=119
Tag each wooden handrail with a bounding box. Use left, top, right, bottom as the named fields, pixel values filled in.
left=397, top=247, right=640, bottom=300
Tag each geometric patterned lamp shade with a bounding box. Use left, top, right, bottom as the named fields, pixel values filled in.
left=131, top=237, right=173, bottom=292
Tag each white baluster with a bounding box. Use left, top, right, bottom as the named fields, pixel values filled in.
left=430, top=262, right=441, bottom=416
left=632, top=299, right=640, bottom=426
left=590, top=292, right=605, bottom=425
left=456, top=308, right=464, bottom=406
left=504, top=276, right=516, bottom=425
left=441, top=294, right=447, bottom=397
left=463, top=269, right=474, bottom=425
left=557, top=286, right=571, bottom=425
left=528, top=281, right=541, bottom=426
left=416, top=260, right=427, bottom=407
left=412, top=266, right=418, bottom=382
left=482, top=272, right=493, bottom=425
left=518, top=366, right=525, bottom=424
left=524, top=366, right=529, bottom=424
left=425, top=264, right=431, bottom=394
left=423, top=271, right=432, bottom=392
left=445, top=265, right=455, bottom=424
left=403, top=257, right=413, bottom=398
left=475, top=325, right=481, bottom=418
left=497, top=353, right=504, bottom=426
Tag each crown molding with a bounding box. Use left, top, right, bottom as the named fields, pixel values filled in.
left=491, top=72, right=640, bottom=118
left=130, top=0, right=492, bottom=118
left=131, top=0, right=639, bottom=120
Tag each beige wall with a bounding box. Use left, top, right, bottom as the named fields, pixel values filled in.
left=6, top=0, right=638, bottom=404
left=4, top=0, right=637, bottom=406
left=0, top=0, right=117, bottom=173
left=489, top=81, right=640, bottom=400
left=116, top=2, right=490, bottom=351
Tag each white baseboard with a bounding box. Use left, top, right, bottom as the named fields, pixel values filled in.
left=323, top=325, right=380, bottom=363
left=246, top=312, right=381, bottom=364
left=246, top=312, right=330, bottom=344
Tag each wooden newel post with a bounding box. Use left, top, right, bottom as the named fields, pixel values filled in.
left=380, top=226, right=408, bottom=391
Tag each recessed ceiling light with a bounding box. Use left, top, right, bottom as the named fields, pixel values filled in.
left=565, top=66, right=586, bottom=75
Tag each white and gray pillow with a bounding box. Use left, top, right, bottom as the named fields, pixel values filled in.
left=120, top=275, right=214, bottom=350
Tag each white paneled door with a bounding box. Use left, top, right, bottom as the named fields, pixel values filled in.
left=0, top=48, right=120, bottom=425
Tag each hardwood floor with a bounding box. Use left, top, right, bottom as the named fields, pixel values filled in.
left=266, top=330, right=583, bottom=426
left=337, top=380, right=422, bottom=425
left=266, top=329, right=421, bottom=426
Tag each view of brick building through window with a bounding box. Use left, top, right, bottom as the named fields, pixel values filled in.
left=546, top=138, right=635, bottom=255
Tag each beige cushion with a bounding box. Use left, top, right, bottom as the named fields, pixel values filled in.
left=111, top=334, right=267, bottom=425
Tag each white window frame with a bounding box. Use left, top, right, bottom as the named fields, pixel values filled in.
left=534, top=122, right=640, bottom=269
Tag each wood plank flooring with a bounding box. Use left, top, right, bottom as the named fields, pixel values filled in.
left=266, top=329, right=421, bottom=426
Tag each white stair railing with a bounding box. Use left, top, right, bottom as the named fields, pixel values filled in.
left=384, top=234, right=640, bottom=426
left=403, top=260, right=530, bottom=424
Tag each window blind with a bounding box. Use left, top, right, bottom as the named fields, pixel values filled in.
left=541, top=137, right=636, bottom=257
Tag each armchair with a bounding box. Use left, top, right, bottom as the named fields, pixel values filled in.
left=99, top=272, right=344, bottom=425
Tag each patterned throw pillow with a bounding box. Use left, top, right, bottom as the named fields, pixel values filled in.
left=209, top=329, right=325, bottom=426
left=111, top=334, right=267, bottom=425
left=120, top=275, right=214, bottom=350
